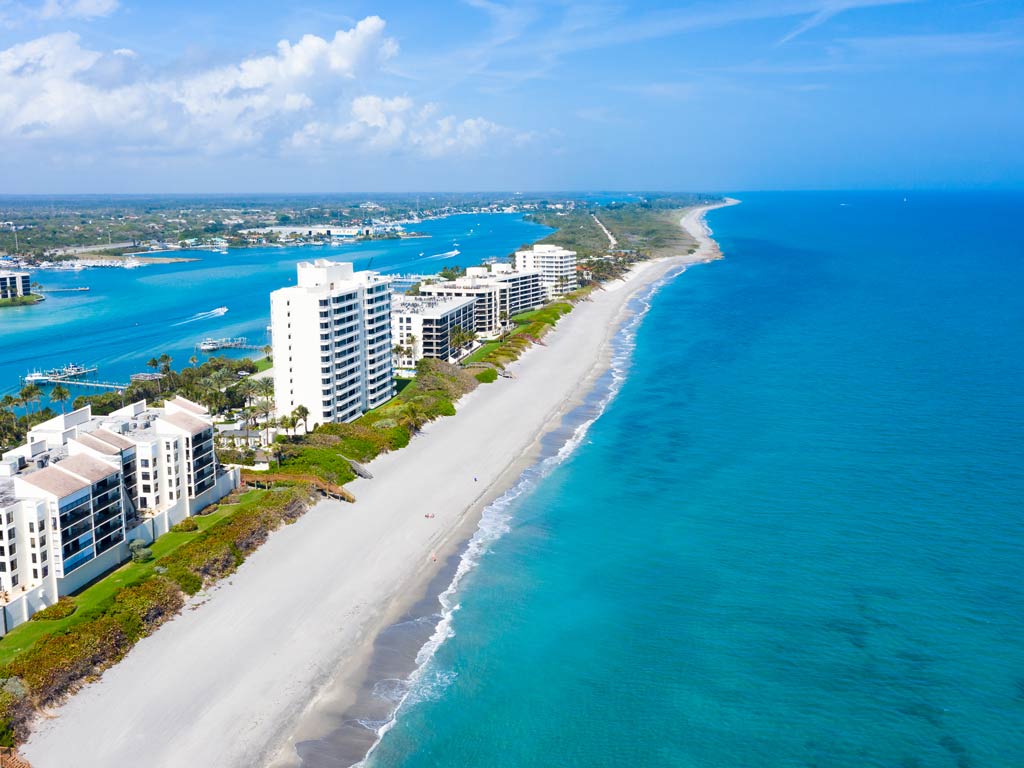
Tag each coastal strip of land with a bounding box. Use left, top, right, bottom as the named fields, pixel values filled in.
left=22, top=201, right=736, bottom=768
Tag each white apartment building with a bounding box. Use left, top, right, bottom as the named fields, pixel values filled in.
left=0, top=270, right=31, bottom=300
left=419, top=264, right=545, bottom=338
left=0, top=396, right=238, bottom=632
left=391, top=294, right=477, bottom=372
left=514, top=244, right=578, bottom=297
left=271, top=260, right=394, bottom=427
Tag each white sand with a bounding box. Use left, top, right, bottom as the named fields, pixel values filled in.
left=22, top=202, right=732, bottom=768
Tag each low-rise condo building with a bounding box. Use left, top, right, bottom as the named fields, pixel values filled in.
left=271, top=260, right=394, bottom=427
left=391, top=294, right=477, bottom=371
left=0, top=396, right=238, bottom=632
left=419, top=264, right=545, bottom=338
left=514, top=244, right=578, bottom=297
left=0, top=270, right=31, bottom=299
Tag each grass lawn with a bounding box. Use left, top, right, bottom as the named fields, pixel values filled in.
left=0, top=294, right=43, bottom=308
left=0, top=490, right=266, bottom=666
left=253, top=357, right=273, bottom=373
left=462, top=340, right=502, bottom=364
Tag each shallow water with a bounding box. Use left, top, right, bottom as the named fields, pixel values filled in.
left=0, top=213, right=550, bottom=397
left=359, top=191, right=1024, bottom=768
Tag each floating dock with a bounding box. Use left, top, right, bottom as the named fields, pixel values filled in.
left=196, top=337, right=264, bottom=353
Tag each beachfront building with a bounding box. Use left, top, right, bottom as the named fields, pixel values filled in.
left=0, top=270, right=31, bottom=299
left=271, top=260, right=394, bottom=427
left=0, top=396, right=238, bottom=632
left=514, top=244, right=578, bottom=297
left=391, top=294, right=477, bottom=372
left=419, top=264, right=545, bottom=338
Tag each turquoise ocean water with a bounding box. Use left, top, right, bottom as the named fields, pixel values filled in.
left=0, top=213, right=549, bottom=397
left=357, top=192, right=1024, bottom=768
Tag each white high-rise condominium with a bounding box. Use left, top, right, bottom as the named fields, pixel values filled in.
left=419, top=264, right=545, bottom=338
left=0, top=396, right=238, bottom=631
left=271, top=260, right=395, bottom=427
left=514, top=244, right=578, bottom=297
left=391, top=294, right=477, bottom=371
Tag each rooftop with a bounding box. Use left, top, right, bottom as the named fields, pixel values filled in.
left=56, top=453, right=120, bottom=483
left=20, top=465, right=87, bottom=498
left=392, top=294, right=476, bottom=317
left=160, top=411, right=211, bottom=436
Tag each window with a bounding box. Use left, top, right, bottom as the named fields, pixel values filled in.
left=11, top=575, right=17, bottom=586
left=141, top=458, right=150, bottom=467
left=142, top=484, right=151, bottom=493
left=32, top=569, right=38, bottom=579
left=28, top=522, right=34, bottom=533
left=42, top=566, right=48, bottom=577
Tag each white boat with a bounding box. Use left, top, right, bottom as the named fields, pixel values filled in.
left=24, top=371, right=49, bottom=384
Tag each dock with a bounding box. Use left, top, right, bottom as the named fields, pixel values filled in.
left=196, top=337, right=264, bottom=353
left=52, top=379, right=128, bottom=392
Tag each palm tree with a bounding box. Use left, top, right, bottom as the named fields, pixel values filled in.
left=279, top=414, right=296, bottom=439
left=189, top=355, right=198, bottom=367
left=50, top=384, right=70, bottom=413
left=255, top=377, right=274, bottom=402
left=292, top=404, right=309, bottom=434
left=0, top=394, right=19, bottom=448
left=255, top=397, right=274, bottom=444
left=158, top=353, right=173, bottom=375
left=237, top=377, right=257, bottom=410
left=397, top=402, right=427, bottom=435
left=147, top=357, right=159, bottom=372
left=19, top=384, right=41, bottom=417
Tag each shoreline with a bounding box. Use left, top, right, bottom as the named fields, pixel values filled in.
left=266, top=197, right=741, bottom=768
left=21, top=200, right=735, bottom=768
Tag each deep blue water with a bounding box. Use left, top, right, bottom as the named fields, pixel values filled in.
left=0, top=213, right=549, bottom=397
left=365, top=192, right=1024, bottom=768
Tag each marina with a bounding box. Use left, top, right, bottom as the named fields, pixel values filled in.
left=195, top=337, right=264, bottom=353
left=22, top=363, right=97, bottom=384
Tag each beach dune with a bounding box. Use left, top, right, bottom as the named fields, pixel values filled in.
left=22, top=202, right=733, bottom=768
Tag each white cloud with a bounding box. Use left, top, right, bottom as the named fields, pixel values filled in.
left=0, top=16, right=506, bottom=158
left=290, top=95, right=505, bottom=157
left=40, top=0, right=119, bottom=19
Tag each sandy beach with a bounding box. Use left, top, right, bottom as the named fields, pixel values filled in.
left=22, top=201, right=734, bottom=768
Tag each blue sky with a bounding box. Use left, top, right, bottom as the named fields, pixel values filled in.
left=0, top=0, right=1021, bottom=193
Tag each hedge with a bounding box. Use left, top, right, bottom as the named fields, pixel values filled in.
left=0, top=487, right=313, bottom=744
left=30, top=597, right=77, bottom=622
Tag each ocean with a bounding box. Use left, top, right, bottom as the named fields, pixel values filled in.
left=354, top=192, right=1024, bottom=768
left=0, top=212, right=550, bottom=398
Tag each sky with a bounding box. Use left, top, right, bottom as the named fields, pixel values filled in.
left=0, top=0, right=1021, bottom=193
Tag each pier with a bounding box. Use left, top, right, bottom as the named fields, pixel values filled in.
left=196, top=336, right=265, bottom=353
left=37, top=287, right=90, bottom=293
left=52, top=379, right=128, bottom=392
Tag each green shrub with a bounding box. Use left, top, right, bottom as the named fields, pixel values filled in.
left=31, top=597, right=77, bottom=622
left=4, top=615, right=131, bottom=704
left=128, top=539, right=153, bottom=563
left=157, top=487, right=310, bottom=594
left=475, top=368, right=498, bottom=383
left=171, top=517, right=199, bottom=532
left=166, top=565, right=202, bottom=595
left=0, top=689, right=30, bottom=747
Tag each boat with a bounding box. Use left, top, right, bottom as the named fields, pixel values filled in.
left=24, top=371, right=49, bottom=384
left=58, top=363, right=93, bottom=378
left=198, top=337, right=248, bottom=352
